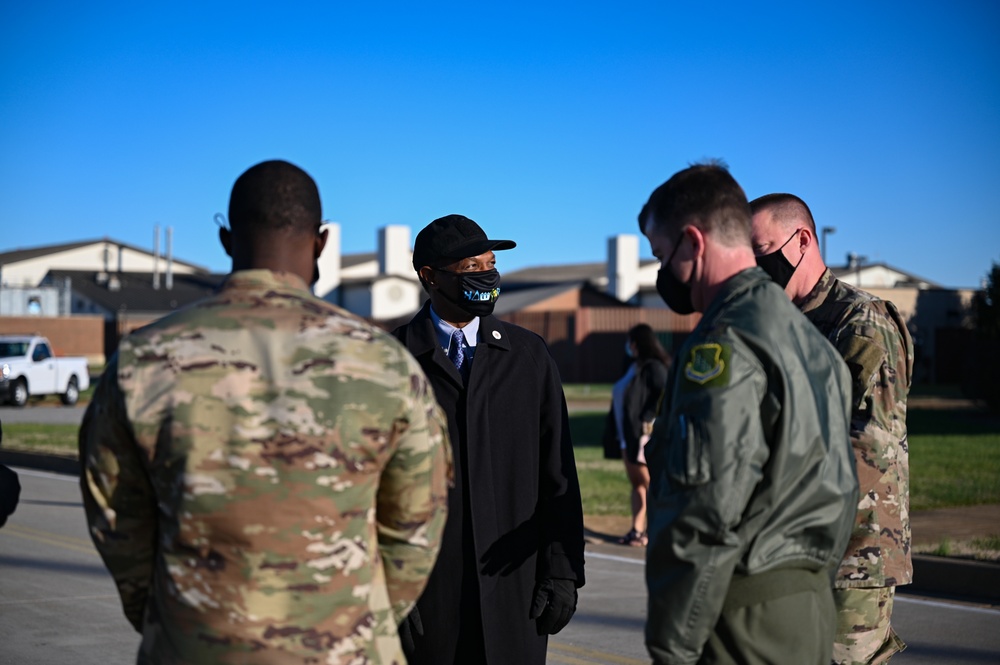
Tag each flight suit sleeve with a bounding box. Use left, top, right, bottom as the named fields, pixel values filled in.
left=645, top=341, right=770, bottom=664
left=78, top=353, right=157, bottom=632
left=376, top=352, right=452, bottom=623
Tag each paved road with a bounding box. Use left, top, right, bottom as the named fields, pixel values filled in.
left=0, top=405, right=87, bottom=425
left=2, top=469, right=998, bottom=665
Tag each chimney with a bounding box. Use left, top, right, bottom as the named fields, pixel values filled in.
left=165, top=226, right=174, bottom=290
left=153, top=224, right=161, bottom=290
left=607, top=234, right=640, bottom=302
left=314, top=222, right=342, bottom=300
left=378, top=225, right=411, bottom=277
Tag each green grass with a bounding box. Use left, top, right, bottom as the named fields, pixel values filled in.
left=573, top=446, right=632, bottom=516
left=568, top=401, right=1000, bottom=516
left=2, top=423, right=79, bottom=454
left=973, top=534, right=1000, bottom=550
left=562, top=384, right=612, bottom=402
left=6, top=395, right=999, bottom=517
left=908, top=407, right=1000, bottom=510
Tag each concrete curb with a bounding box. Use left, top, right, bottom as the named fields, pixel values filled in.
left=5, top=449, right=999, bottom=606
left=906, top=555, right=1000, bottom=605
left=1, top=449, right=79, bottom=476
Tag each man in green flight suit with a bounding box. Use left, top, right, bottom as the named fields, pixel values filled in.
left=79, top=160, right=450, bottom=664
left=750, top=193, right=913, bottom=664
left=639, top=163, right=860, bottom=665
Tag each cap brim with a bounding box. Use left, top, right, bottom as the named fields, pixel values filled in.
left=440, top=238, right=517, bottom=260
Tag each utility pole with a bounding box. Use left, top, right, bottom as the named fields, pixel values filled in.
left=821, top=226, right=836, bottom=264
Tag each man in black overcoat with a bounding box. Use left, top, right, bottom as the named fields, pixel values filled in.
left=393, top=214, right=586, bottom=665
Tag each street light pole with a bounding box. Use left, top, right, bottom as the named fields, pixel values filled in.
left=821, top=226, right=836, bottom=264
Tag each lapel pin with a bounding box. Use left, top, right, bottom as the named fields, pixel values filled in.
left=492, top=330, right=501, bottom=340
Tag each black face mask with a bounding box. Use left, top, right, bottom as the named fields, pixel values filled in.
left=655, top=233, right=695, bottom=315
left=437, top=268, right=502, bottom=317
left=755, top=228, right=804, bottom=288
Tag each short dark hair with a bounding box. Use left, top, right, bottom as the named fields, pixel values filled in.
left=749, top=193, right=816, bottom=233
left=228, top=160, right=321, bottom=235
left=628, top=323, right=671, bottom=366
left=639, top=161, right=751, bottom=246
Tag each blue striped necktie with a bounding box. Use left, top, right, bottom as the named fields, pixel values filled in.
left=448, top=328, right=465, bottom=371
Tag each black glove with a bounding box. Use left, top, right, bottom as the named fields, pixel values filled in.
left=529, top=578, right=578, bottom=635
left=397, top=605, right=423, bottom=654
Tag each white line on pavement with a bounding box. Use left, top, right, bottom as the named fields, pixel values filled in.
left=896, top=595, right=1000, bottom=615
left=587, top=551, right=643, bottom=566
left=10, top=467, right=77, bottom=481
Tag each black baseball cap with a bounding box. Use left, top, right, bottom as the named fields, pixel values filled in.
left=412, top=214, right=516, bottom=269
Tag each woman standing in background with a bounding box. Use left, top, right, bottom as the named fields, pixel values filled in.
left=606, top=324, right=669, bottom=546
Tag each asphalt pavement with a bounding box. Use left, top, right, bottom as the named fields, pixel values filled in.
left=0, top=404, right=87, bottom=425
left=2, top=468, right=999, bottom=664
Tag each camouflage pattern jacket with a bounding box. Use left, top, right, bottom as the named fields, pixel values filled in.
left=79, top=270, right=450, bottom=665
left=799, top=269, right=914, bottom=588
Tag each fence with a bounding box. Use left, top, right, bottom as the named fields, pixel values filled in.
left=0, top=315, right=106, bottom=365
left=501, top=307, right=699, bottom=382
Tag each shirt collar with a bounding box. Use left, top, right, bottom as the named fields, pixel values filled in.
left=429, top=306, right=480, bottom=351
left=223, top=269, right=310, bottom=292
left=798, top=268, right=836, bottom=315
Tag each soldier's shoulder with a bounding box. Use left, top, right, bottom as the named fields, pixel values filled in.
left=831, top=281, right=897, bottom=323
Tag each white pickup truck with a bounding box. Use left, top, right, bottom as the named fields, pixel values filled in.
left=0, top=335, right=91, bottom=407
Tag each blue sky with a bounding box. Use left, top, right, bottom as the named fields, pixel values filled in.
left=2, top=1, right=998, bottom=288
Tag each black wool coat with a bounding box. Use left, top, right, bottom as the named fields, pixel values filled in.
left=393, top=303, right=586, bottom=665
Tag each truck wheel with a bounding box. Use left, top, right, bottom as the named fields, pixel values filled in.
left=11, top=379, right=28, bottom=408
left=61, top=376, right=80, bottom=406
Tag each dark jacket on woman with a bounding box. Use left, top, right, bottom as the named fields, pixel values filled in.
left=393, top=302, right=586, bottom=665
left=602, top=358, right=669, bottom=462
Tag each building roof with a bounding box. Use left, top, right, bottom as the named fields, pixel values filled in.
left=342, top=252, right=377, bottom=269
left=45, top=269, right=225, bottom=315
left=829, top=261, right=941, bottom=288
left=494, top=281, right=629, bottom=315
left=0, top=238, right=208, bottom=272
left=503, top=262, right=606, bottom=284
left=503, top=259, right=658, bottom=286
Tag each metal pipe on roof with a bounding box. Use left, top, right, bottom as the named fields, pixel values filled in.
left=153, top=224, right=161, bottom=290
left=165, top=226, right=173, bottom=290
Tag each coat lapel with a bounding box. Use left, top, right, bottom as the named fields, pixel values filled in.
left=403, top=302, right=465, bottom=388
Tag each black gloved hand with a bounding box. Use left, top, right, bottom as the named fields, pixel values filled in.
left=529, top=578, right=578, bottom=635
left=398, top=605, right=423, bottom=654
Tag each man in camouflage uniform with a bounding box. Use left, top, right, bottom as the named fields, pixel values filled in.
left=751, top=193, right=913, bottom=665
left=79, top=160, right=450, bottom=665
left=640, top=164, right=858, bottom=665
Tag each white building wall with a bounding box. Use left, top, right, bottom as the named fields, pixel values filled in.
left=1, top=242, right=202, bottom=286
left=0, top=286, right=62, bottom=316
left=607, top=235, right=640, bottom=302
left=314, top=223, right=342, bottom=299
left=340, top=284, right=373, bottom=318
left=378, top=225, right=412, bottom=277
left=371, top=278, right=422, bottom=320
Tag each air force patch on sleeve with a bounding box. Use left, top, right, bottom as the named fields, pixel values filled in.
left=684, top=342, right=731, bottom=388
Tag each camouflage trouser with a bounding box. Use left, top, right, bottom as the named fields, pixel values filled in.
left=831, top=587, right=906, bottom=665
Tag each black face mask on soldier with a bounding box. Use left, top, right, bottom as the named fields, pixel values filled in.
left=755, top=228, right=804, bottom=288
left=655, top=232, right=695, bottom=315
left=437, top=268, right=502, bottom=317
